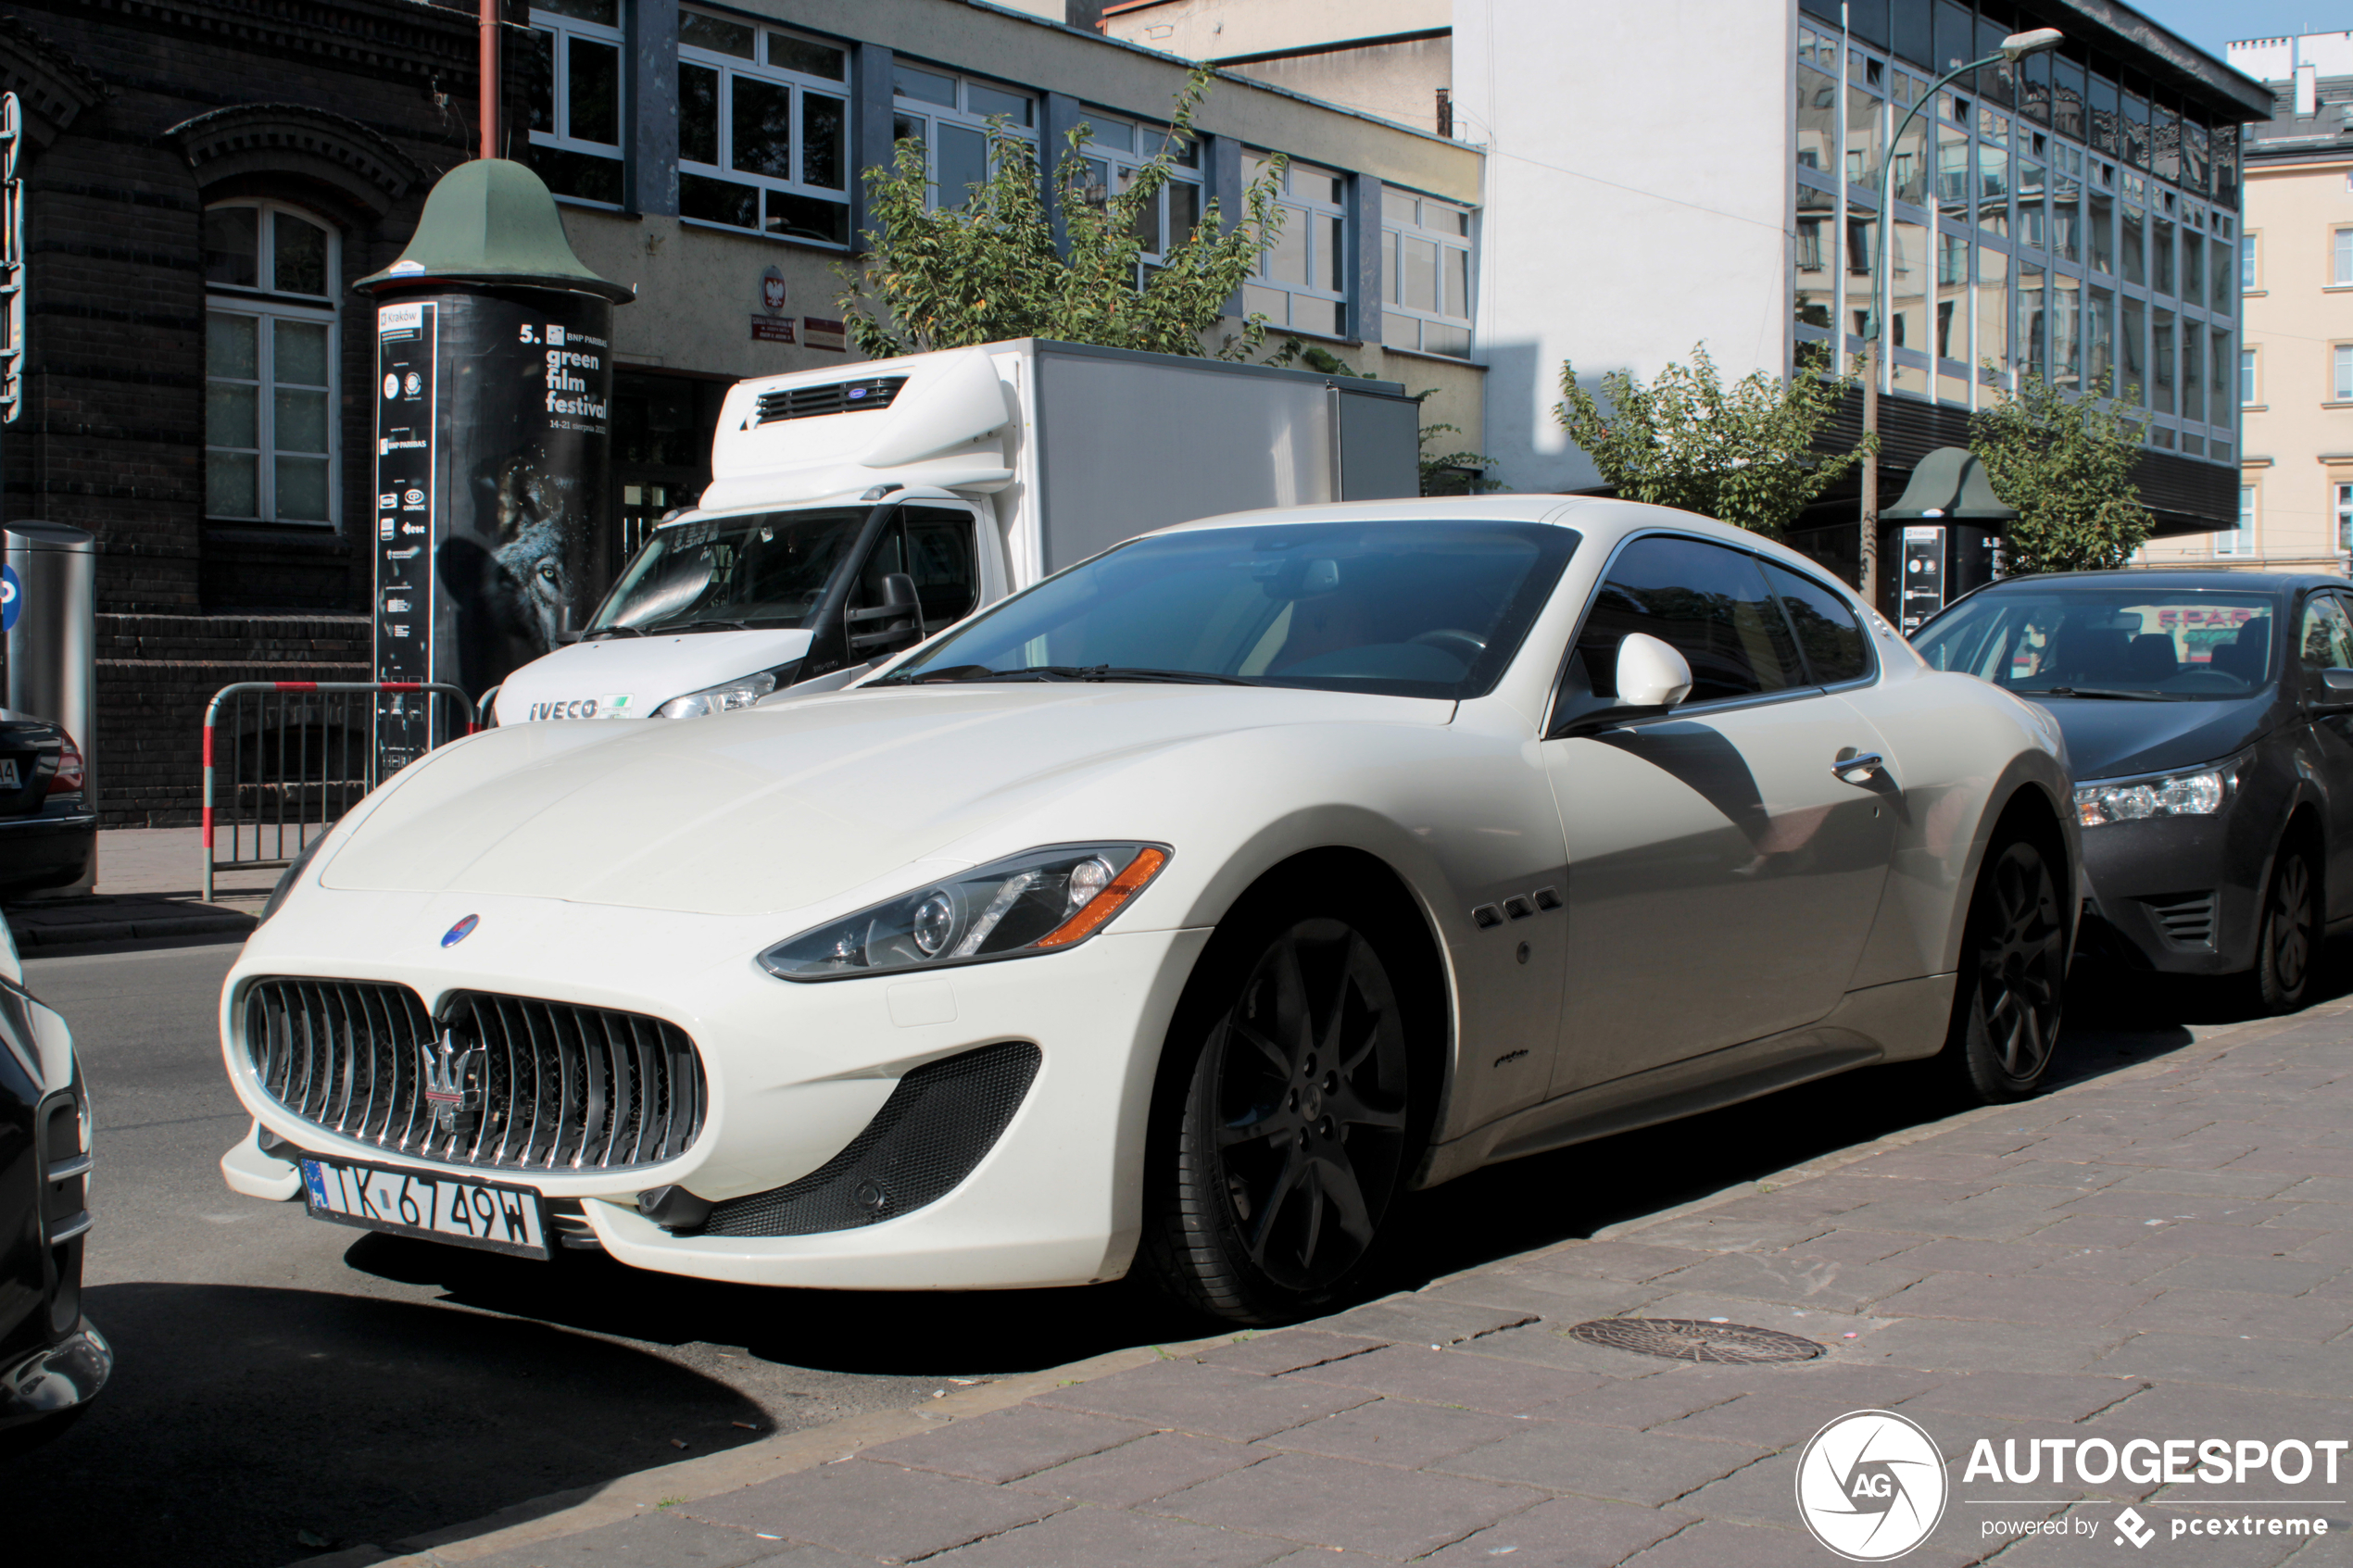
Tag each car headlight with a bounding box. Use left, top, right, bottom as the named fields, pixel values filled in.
left=760, top=843, right=1171, bottom=981
left=2074, top=754, right=2247, bottom=828
left=655, top=669, right=784, bottom=719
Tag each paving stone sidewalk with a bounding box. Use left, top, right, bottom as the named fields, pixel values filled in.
left=402, top=1001, right=2353, bottom=1568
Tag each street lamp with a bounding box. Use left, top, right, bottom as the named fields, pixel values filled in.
left=1858, top=27, right=2062, bottom=612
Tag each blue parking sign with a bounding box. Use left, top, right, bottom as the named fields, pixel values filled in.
left=0, top=565, right=19, bottom=633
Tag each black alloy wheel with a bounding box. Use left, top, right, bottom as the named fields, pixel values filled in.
left=1944, top=838, right=2067, bottom=1103
left=1145, top=910, right=1416, bottom=1323
left=2254, top=843, right=2321, bottom=1015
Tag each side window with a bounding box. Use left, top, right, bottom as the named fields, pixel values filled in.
left=2300, top=593, right=2353, bottom=676
left=1574, top=535, right=1806, bottom=706
left=1761, top=559, right=1873, bottom=685
left=903, top=507, right=978, bottom=626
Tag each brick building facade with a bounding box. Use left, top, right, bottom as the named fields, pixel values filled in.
left=0, top=0, right=527, bottom=824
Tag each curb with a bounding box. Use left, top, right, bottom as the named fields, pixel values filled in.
left=298, top=997, right=2336, bottom=1567
left=6, top=896, right=256, bottom=953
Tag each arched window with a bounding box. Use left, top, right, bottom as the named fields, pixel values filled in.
left=203, top=200, right=339, bottom=525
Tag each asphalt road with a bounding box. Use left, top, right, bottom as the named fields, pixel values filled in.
left=6, top=937, right=2290, bottom=1568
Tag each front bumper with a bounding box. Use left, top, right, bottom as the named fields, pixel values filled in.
left=2074, top=809, right=2261, bottom=976
left=0, top=810, right=95, bottom=896
left=218, top=886, right=1210, bottom=1291
left=0, top=1321, right=110, bottom=1430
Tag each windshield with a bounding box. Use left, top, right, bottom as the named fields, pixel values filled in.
left=880, top=521, right=1579, bottom=700
left=587, top=508, right=865, bottom=633
left=1913, top=585, right=2277, bottom=699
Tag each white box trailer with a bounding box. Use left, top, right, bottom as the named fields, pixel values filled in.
left=491, top=338, right=1423, bottom=723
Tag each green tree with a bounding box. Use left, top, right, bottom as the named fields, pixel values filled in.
left=1969, top=368, right=2152, bottom=573
left=837, top=67, right=1285, bottom=360
left=1553, top=344, right=1869, bottom=538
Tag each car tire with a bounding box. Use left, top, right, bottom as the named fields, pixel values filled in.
left=1938, top=836, right=2067, bottom=1104
left=1140, top=892, right=1426, bottom=1324
left=2252, top=841, right=2322, bottom=1016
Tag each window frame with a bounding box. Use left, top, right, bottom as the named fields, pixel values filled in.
left=2242, top=345, right=2259, bottom=408
left=526, top=3, right=627, bottom=208
left=2216, top=485, right=2255, bottom=558
left=2337, top=227, right=2353, bottom=288
left=1070, top=111, right=1203, bottom=284
left=1380, top=189, right=1475, bottom=361
left=677, top=7, right=853, bottom=245
left=1242, top=151, right=1353, bottom=342
left=890, top=63, right=1039, bottom=213
left=203, top=199, right=340, bottom=530
left=2335, top=344, right=2353, bottom=405
left=2336, top=482, right=2353, bottom=557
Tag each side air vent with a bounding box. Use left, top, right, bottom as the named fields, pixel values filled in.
left=699, top=1043, right=1040, bottom=1236
left=754, top=376, right=909, bottom=424
left=2140, top=889, right=2217, bottom=948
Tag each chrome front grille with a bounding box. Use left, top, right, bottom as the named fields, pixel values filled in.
left=2140, top=890, right=2218, bottom=948
left=241, top=978, right=706, bottom=1172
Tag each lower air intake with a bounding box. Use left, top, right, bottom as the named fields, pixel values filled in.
left=700, top=1042, right=1040, bottom=1237
left=2140, top=889, right=2217, bottom=948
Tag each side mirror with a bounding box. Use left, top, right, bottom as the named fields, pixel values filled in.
left=1616, top=632, right=1693, bottom=710
left=846, top=571, right=928, bottom=655
left=1548, top=632, right=1694, bottom=738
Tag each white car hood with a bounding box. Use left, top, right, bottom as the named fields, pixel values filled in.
left=493, top=629, right=816, bottom=722
left=322, top=683, right=1453, bottom=918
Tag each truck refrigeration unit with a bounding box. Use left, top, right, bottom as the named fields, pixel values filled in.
left=491, top=338, right=1424, bottom=723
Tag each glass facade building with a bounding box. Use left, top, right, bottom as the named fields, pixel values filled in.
left=1795, top=0, right=2245, bottom=464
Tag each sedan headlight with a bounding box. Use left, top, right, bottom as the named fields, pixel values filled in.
left=655, top=669, right=785, bottom=719
left=760, top=843, right=1171, bottom=981
left=2074, top=754, right=2247, bottom=828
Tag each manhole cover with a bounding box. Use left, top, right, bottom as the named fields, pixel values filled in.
left=1567, top=1317, right=1824, bottom=1364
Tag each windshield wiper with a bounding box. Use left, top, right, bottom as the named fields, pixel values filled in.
left=921, top=664, right=1262, bottom=686
left=663, top=619, right=750, bottom=633
left=580, top=625, right=642, bottom=640
left=2027, top=685, right=2176, bottom=701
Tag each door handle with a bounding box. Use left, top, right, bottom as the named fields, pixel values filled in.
left=1833, top=751, right=1885, bottom=784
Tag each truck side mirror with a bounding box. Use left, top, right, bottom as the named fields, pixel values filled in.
left=846, top=571, right=928, bottom=656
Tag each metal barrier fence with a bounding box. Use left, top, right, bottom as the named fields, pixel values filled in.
left=202, top=681, right=473, bottom=902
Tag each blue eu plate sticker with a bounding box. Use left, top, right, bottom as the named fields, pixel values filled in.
left=300, top=1159, right=329, bottom=1208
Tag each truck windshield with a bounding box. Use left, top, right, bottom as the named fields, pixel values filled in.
left=1914, top=585, right=2278, bottom=699
left=879, top=521, right=1579, bottom=701
left=587, top=509, right=865, bottom=633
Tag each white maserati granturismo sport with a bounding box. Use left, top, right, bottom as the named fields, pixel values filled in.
left=218, top=497, right=2075, bottom=1322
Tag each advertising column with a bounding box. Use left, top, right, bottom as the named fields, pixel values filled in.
left=357, top=158, right=632, bottom=781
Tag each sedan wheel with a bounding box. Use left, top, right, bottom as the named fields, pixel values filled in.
left=1944, top=838, right=2066, bottom=1103
left=2254, top=844, right=2321, bottom=1015
left=1146, top=911, right=1416, bottom=1322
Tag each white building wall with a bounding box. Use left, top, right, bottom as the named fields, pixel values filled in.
left=1453, top=0, right=1793, bottom=494
left=2228, top=32, right=2353, bottom=83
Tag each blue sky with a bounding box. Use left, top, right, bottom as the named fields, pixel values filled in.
left=2135, top=0, right=2328, bottom=60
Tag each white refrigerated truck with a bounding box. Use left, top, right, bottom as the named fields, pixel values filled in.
left=490, top=337, right=1423, bottom=723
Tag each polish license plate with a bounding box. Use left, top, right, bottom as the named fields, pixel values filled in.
left=299, top=1157, right=549, bottom=1259
left=0, top=759, right=20, bottom=790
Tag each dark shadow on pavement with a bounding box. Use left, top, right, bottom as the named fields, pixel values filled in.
left=344, top=1231, right=1208, bottom=1379
left=16, top=1282, right=763, bottom=1568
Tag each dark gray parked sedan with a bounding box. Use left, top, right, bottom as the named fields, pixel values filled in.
left=1914, top=569, right=2350, bottom=1012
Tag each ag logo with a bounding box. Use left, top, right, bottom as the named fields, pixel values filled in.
left=382, top=372, right=398, bottom=399
left=1794, top=1411, right=1947, bottom=1561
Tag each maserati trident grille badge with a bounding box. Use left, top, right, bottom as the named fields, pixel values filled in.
left=421, top=1034, right=482, bottom=1136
